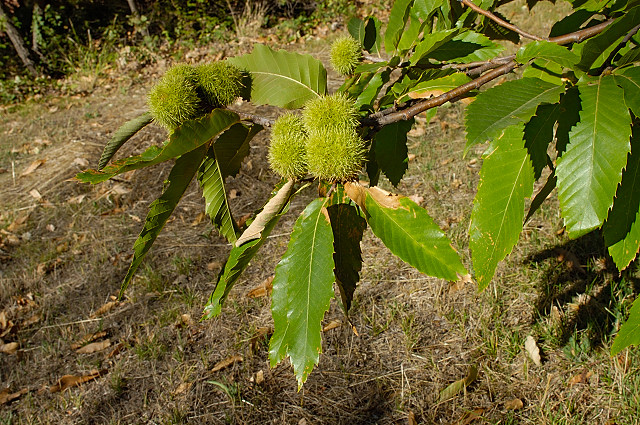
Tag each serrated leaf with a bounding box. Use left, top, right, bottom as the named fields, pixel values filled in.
left=556, top=86, right=582, bottom=155
left=203, top=181, right=296, bottom=319
left=617, top=46, right=640, bottom=67
left=410, top=29, right=458, bottom=65
left=412, top=0, right=444, bottom=20
left=385, top=0, right=414, bottom=53
left=119, top=144, right=209, bottom=297
left=356, top=185, right=467, bottom=281
left=398, top=8, right=423, bottom=52
left=328, top=203, right=366, bottom=314
left=374, top=119, right=414, bottom=186
left=228, top=44, right=327, bottom=109
left=611, top=295, right=640, bottom=355
left=197, top=148, right=238, bottom=245
left=516, top=40, right=579, bottom=68
left=356, top=69, right=391, bottom=109
left=470, top=124, right=534, bottom=290
left=603, top=124, right=640, bottom=270
left=430, top=31, right=503, bottom=63
left=524, top=103, right=559, bottom=179
left=556, top=76, right=632, bottom=237
left=76, top=109, right=239, bottom=184
left=269, top=199, right=335, bottom=389
left=98, top=112, right=153, bottom=170
left=348, top=17, right=366, bottom=45
left=576, top=7, right=640, bottom=72
left=480, top=12, right=520, bottom=44
left=465, top=78, right=564, bottom=152
left=407, top=73, right=472, bottom=99
left=522, top=58, right=564, bottom=85
left=215, top=123, right=262, bottom=178
left=525, top=170, right=557, bottom=223
left=613, top=67, right=640, bottom=117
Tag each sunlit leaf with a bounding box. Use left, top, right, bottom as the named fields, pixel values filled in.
left=98, top=112, right=153, bottom=170
left=611, top=295, right=640, bottom=355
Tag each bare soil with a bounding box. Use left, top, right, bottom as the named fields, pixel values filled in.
left=1, top=16, right=640, bottom=425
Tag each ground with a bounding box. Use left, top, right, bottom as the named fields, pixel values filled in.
left=1, top=2, right=640, bottom=424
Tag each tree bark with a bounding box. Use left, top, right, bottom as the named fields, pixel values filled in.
left=0, top=2, right=38, bottom=76
left=126, top=0, right=149, bottom=37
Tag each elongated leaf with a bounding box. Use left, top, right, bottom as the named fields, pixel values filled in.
left=119, top=144, right=209, bottom=297
left=363, top=17, right=383, bottom=54
left=385, top=0, right=414, bottom=53
left=203, top=181, right=296, bottom=319
left=480, top=12, right=519, bottom=44
left=412, top=0, right=444, bottom=20
left=98, top=112, right=153, bottom=170
left=269, top=199, right=335, bottom=389
left=228, top=44, right=327, bottom=109
left=516, top=40, right=579, bottom=68
left=374, top=119, right=414, bottom=186
left=77, top=110, right=239, bottom=184
left=407, top=73, right=472, bottom=98
left=215, top=123, right=263, bottom=178
left=556, top=86, right=582, bottom=155
left=430, top=31, right=503, bottom=63
left=356, top=69, right=391, bottom=109
left=611, top=295, right=640, bottom=355
left=617, top=46, right=640, bottom=67
left=411, top=30, right=458, bottom=65
left=348, top=17, right=366, bottom=45
left=328, top=203, right=366, bottom=314
left=470, top=125, right=534, bottom=290
left=525, top=170, right=557, bottom=223
left=603, top=124, right=640, bottom=270
left=351, top=185, right=467, bottom=281
left=613, top=67, right=640, bottom=117
left=524, top=103, right=559, bottom=179
left=465, top=78, right=564, bottom=152
left=556, top=76, right=632, bottom=237
left=576, top=7, right=640, bottom=72
left=549, top=9, right=595, bottom=37
left=522, top=58, right=564, bottom=85
left=398, top=8, right=423, bottom=52
left=198, top=148, right=238, bottom=245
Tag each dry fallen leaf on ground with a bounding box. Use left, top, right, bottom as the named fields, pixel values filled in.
left=504, top=398, right=524, bottom=410
left=71, top=331, right=109, bottom=350
left=171, top=382, right=192, bottom=396
left=568, top=369, right=593, bottom=386
left=247, top=275, right=274, bottom=298
left=407, top=410, right=417, bottom=425
left=90, top=301, right=118, bottom=318
left=75, top=339, right=111, bottom=354
left=0, top=341, right=19, bottom=354
left=210, top=355, right=243, bottom=373
left=525, top=335, right=542, bottom=366
left=322, top=320, right=341, bottom=332
left=28, top=189, right=42, bottom=200
left=50, top=369, right=108, bottom=393
left=20, top=159, right=46, bottom=177
left=453, top=408, right=485, bottom=425
left=7, top=212, right=30, bottom=233
left=0, top=387, right=28, bottom=405
left=255, top=370, right=265, bottom=385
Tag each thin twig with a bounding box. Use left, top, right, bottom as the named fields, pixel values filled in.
left=598, top=22, right=640, bottom=74
left=460, top=0, right=545, bottom=41
left=229, top=109, right=275, bottom=127
left=363, top=54, right=386, bottom=63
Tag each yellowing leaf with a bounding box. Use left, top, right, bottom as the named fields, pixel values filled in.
left=439, top=365, right=478, bottom=402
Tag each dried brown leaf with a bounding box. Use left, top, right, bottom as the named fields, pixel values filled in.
left=21, top=314, right=40, bottom=328
left=0, top=312, right=7, bottom=330
left=322, top=320, right=341, bottom=332
left=211, top=355, right=243, bottom=373
left=20, top=159, right=46, bottom=177
left=555, top=248, right=586, bottom=275
left=525, top=335, right=542, bottom=366
left=0, top=387, right=28, bottom=405
left=407, top=411, right=417, bottom=425
left=568, top=369, right=593, bottom=386
left=71, top=330, right=109, bottom=350
left=75, top=339, right=111, bottom=354
left=247, top=276, right=274, bottom=298
left=7, top=212, right=30, bottom=232
left=504, top=398, right=524, bottom=410
left=0, top=341, right=19, bottom=354
left=90, top=301, right=118, bottom=318
left=171, top=382, right=192, bottom=396
left=255, top=370, right=265, bottom=385
left=439, top=365, right=478, bottom=402
left=453, top=408, right=485, bottom=425
left=50, top=369, right=108, bottom=393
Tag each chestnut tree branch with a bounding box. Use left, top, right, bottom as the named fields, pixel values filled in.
left=460, top=0, right=545, bottom=41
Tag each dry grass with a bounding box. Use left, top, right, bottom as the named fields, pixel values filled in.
left=2, top=2, right=640, bottom=424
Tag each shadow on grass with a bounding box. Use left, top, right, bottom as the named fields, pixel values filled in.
left=525, top=231, right=640, bottom=352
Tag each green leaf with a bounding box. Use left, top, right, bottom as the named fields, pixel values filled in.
left=516, top=40, right=580, bottom=68
left=576, top=6, right=640, bottom=72
left=269, top=198, right=335, bottom=389
left=549, top=9, right=595, bottom=37
left=479, top=12, right=520, bottom=44
left=611, top=295, right=640, bottom=355
left=522, top=58, right=564, bottom=85
left=364, top=17, right=383, bottom=54
left=119, top=144, right=209, bottom=297
left=197, top=148, right=238, bottom=245
left=556, top=87, right=582, bottom=155
left=385, top=0, right=414, bottom=53
left=374, top=119, right=415, bottom=186
left=438, top=365, right=478, bottom=402
left=603, top=124, right=640, bottom=270
left=215, top=123, right=263, bottom=178
left=410, top=29, right=458, bottom=65
left=398, top=8, right=423, bottom=52
left=613, top=67, right=640, bottom=117
left=76, top=109, right=239, bottom=184
left=617, top=46, right=640, bottom=67
left=556, top=76, right=632, bottom=237
left=406, top=73, right=472, bottom=98
left=355, top=69, right=391, bottom=109
left=327, top=203, right=366, bottom=313
left=228, top=44, right=327, bottom=109
left=470, top=124, right=535, bottom=290
left=348, top=17, right=366, bottom=45
left=430, top=31, right=503, bottom=63
left=360, top=186, right=467, bottom=281
left=465, top=78, right=564, bottom=152
left=412, top=0, right=444, bottom=20
left=98, top=112, right=153, bottom=170
left=203, top=181, right=296, bottom=319
left=525, top=170, right=557, bottom=223
left=524, top=103, right=559, bottom=179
